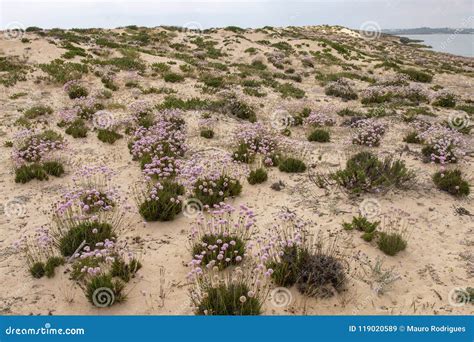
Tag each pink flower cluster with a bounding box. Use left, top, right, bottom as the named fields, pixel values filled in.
left=351, top=119, right=386, bottom=147
left=304, top=110, right=336, bottom=127
left=233, top=122, right=279, bottom=161
left=12, top=129, right=66, bottom=165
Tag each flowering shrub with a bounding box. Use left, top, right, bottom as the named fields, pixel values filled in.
left=304, top=111, right=336, bottom=127
left=232, top=122, right=279, bottom=166
left=325, top=78, right=357, bottom=100
left=12, top=129, right=66, bottom=183
left=258, top=209, right=348, bottom=297
left=13, top=226, right=64, bottom=278
left=198, top=114, right=217, bottom=139
left=432, top=90, right=456, bottom=108
left=129, top=100, right=155, bottom=128
left=351, top=119, right=386, bottom=147
left=416, top=123, right=467, bottom=164
left=181, top=150, right=247, bottom=208
left=63, top=80, right=88, bottom=99
left=361, top=83, right=428, bottom=104
left=72, top=96, right=104, bottom=120
left=433, top=169, right=470, bottom=197
left=189, top=204, right=255, bottom=270
left=135, top=179, right=185, bottom=221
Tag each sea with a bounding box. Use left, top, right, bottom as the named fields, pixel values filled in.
left=399, top=34, right=474, bottom=58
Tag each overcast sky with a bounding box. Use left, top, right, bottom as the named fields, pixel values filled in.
left=1, top=0, right=473, bottom=30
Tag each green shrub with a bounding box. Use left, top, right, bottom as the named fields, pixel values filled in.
left=59, top=221, right=116, bottom=257
left=65, top=119, right=88, bottom=138
left=377, top=232, right=407, bottom=256
left=195, top=282, right=262, bottom=315
left=342, top=216, right=379, bottom=242
left=29, top=262, right=46, bottom=278
left=403, top=131, right=421, bottom=144
left=232, top=143, right=255, bottom=163
left=308, top=129, right=330, bottom=142
left=330, top=152, right=414, bottom=193
left=278, top=158, right=306, bottom=173
left=433, top=169, right=469, bottom=197
left=42, top=161, right=65, bottom=177
left=110, top=258, right=142, bottom=282
left=139, top=181, right=185, bottom=221
left=277, top=83, right=305, bottom=99
left=44, top=256, right=65, bottom=278
left=433, top=93, right=456, bottom=108
left=399, top=68, right=432, bottom=83
left=97, top=129, right=123, bottom=144
left=39, top=59, right=88, bottom=83
left=163, top=72, right=184, bottom=83
left=247, top=168, right=268, bottom=184
left=24, top=105, right=53, bottom=119
left=67, top=83, right=88, bottom=99
left=267, top=245, right=302, bottom=287
left=200, top=129, right=214, bottom=139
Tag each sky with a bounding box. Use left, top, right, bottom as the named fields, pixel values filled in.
left=0, top=0, right=473, bottom=30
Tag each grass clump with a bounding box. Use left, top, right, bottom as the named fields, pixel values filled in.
left=247, top=168, right=268, bottom=185
left=403, top=131, right=421, bottom=144
left=15, top=161, right=64, bottom=183
left=343, top=216, right=379, bottom=242
left=377, top=232, right=407, bottom=256
left=330, top=152, right=414, bottom=193
left=97, top=129, right=123, bottom=144
left=278, top=157, right=306, bottom=173
left=200, top=129, right=214, bottom=139
left=65, top=119, right=88, bottom=138
left=44, top=256, right=65, bottom=278
left=58, top=221, right=116, bottom=257
left=195, top=281, right=262, bottom=315
left=399, top=68, right=432, bottom=83
left=163, top=72, right=185, bottom=83
left=29, top=262, right=46, bottom=278
left=308, top=129, right=330, bottom=142
left=39, top=59, right=88, bottom=83
left=24, top=105, right=53, bottom=119
left=66, top=83, right=88, bottom=99
left=138, top=181, right=185, bottom=221
left=110, top=258, right=142, bottom=282
left=432, top=169, right=470, bottom=197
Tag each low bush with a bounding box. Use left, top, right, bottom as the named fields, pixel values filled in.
left=138, top=180, right=185, bottom=221
left=308, top=129, right=330, bottom=142
left=377, top=232, right=407, bottom=256
left=247, top=168, right=268, bottom=184
left=432, top=169, right=469, bottom=197
left=278, top=157, right=306, bottom=173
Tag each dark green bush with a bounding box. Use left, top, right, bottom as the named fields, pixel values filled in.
left=403, top=131, right=421, bottom=144
left=29, top=262, right=46, bottom=278
left=232, top=143, right=255, bottom=164
left=400, top=68, right=432, bottom=83
left=278, top=158, right=306, bottom=173
left=308, top=129, right=330, bottom=142
left=377, top=232, right=407, bottom=256
left=200, top=129, right=214, bottom=139
left=342, top=216, right=379, bottom=242
left=44, top=256, right=65, bottom=278
left=247, top=168, right=268, bottom=184
left=163, top=72, right=184, bottom=83
left=330, top=152, right=414, bottom=193
left=433, top=169, right=469, bottom=197
left=67, top=84, right=89, bottom=99
left=24, top=105, right=53, bottom=119
left=97, top=129, right=122, bottom=144
left=65, top=119, right=88, bottom=138
left=110, top=258, right=142, bottom=282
